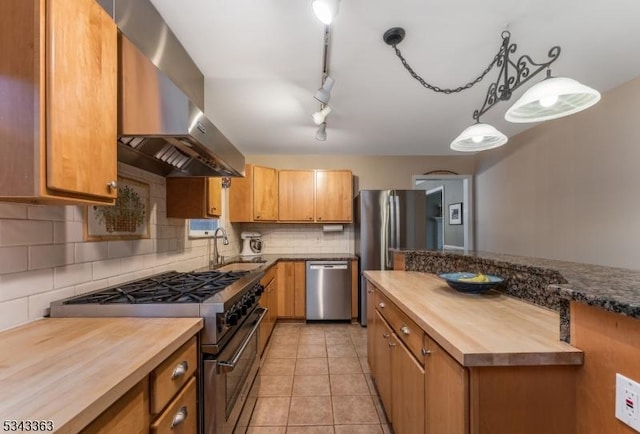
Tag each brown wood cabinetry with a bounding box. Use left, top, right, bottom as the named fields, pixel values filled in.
left=315, top=170, right=353, bottom=222
left=258, top=265, right=278, bottom=355
left=229, top=164, right=278, bottom=222
left=84, top=336, right=198, bottom=434
left=0, top=0, right=117, bottom=205
left=166, top=177, right=222, bottom=218
left=276, top=261, right=306, bottom=319
left=367, top=278, right=578, bottom=434
left=278, top=170, right=315, bottom=221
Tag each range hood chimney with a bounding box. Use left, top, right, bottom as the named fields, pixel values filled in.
left=117, top=35, right=245, bottom=177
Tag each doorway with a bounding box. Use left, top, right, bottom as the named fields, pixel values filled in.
left=425, top=186, right=444, bottom=250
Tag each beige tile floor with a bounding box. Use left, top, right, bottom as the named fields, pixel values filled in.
left=235, top=322, right=393, bottom=434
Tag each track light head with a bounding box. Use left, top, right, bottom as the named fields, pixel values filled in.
left=315, top=122, right=327, bottom=141
left=314, top=76, right=335, bottom=104
left=312, top=106, right=332, bottom=125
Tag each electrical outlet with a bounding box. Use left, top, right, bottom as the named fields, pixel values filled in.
left=616, top=373, right=640, bottom=432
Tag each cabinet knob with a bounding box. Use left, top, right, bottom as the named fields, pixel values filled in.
left=318, top=216, right=322, bottom=220
left=421, top=348, right=432, bottom=356
left=378, top=302, right=385, bottom=309
left=171, top=406, right=188, bottom=429
left=256, top=215, right=261, bottom=219
left=382, top=333, right=390, bottom=339
left=367, top=290, right=373, bottom=294
left=388, top=342, right=396, bottom=348
left=171, top=361, right=189, bottom=380
left=106, top=180, right=118, bottom=190
left=309, top=217, right=313, bottom=220
left=400, top=326, right=410, bottom=335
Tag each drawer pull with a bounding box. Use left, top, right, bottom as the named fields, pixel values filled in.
left=378, top=302, right=385, bottom=308
left=388, top=342, right=396, bottom=348
left=382, top=333, right=390, bottom=339
left=171, top=406, right=188, bottom=429
left=400, top=325, right=410, bottom=335
left=171, top=361, right=189, bottom=380
left=421, top=348, right=432, bottom=356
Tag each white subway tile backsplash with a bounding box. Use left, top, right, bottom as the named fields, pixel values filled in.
left=92, top=258, right=122, bottom=281
left=107, top=240, right=134, bottom=259
left=74, top=279, right=110, bottom=296
left=0, top=269, right=54, bottom=302
left=0, top=220, right=53, bottom=246
left=54, top=221, right=84, bottom=244
left=121, top=255, right=145, bottom=275
left=75, top=242, right=108, bottom=263
left=0, top=246, right=28, bottom=274
left=54, top=263, right=93, bottom=289
left=27, top=205, right=70, bottom=221
left=29, top=286, right=75, bottom=320
left=0, top=298, right=29, bottom=330
left=29, top=244, right=74, bottom=270
left=0, top=203, right=28, bottom=219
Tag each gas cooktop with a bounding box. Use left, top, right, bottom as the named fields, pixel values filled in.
left=63, top=270, right=249, bottom=305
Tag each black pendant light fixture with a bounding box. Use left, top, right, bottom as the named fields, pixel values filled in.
left=383, top=27, right=601, bottom=152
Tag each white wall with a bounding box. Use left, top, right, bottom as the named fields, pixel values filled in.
left=475, top=76, right=640, bottom=270
left=0, top=164, right=238, bottom=331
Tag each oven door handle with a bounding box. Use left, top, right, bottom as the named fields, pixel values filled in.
left=217, top=307, right=267, bottom=373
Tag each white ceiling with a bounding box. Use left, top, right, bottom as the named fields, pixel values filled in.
left=148, top=0, right=640, bottom=156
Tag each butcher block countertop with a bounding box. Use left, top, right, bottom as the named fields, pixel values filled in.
left=364, top=270, right=583, bottom=367
left=0, top=317, right=203, bottom=434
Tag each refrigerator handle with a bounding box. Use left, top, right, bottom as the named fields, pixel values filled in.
left=385, top=193, right=394, bottom=268
left=394, top=194, right=401, bottom=249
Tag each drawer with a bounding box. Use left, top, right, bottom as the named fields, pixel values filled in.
left=376, top=290, right=425, bottom=363
left=151, top=376, right=197, bottom=434
left=150, top=337, right=198, bottom=415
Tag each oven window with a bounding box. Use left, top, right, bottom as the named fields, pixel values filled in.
left=225, top=318, right=258, bottom=418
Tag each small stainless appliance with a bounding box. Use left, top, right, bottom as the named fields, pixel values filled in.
left=50, top=269, right=266, bottom=434
left=306, top=261, right=352, bottom=320
left=355, top=190, right=428, bottom=326
left=239, top=232, right=262, bottom=257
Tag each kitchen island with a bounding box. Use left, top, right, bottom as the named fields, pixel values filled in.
left=364, top=270, right=582, bottom=434
left=0, top=317, right=202, bottom=433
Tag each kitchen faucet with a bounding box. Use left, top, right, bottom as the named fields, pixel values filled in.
left=211, top=227, right=229, bottom=266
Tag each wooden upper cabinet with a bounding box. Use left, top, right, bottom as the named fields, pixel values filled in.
left=166, top=177, right=222, bottom=219
left=229, top=164, right=278, bottom=222
left=0, top=0, right=117, bottom=204
left=279, top=170, right=315, bottom=222
left=315, top=170, right=353, bottom=222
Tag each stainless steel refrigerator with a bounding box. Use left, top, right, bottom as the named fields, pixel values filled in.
left=355, top=190, right=427, bottom=326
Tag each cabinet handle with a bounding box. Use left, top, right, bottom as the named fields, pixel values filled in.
left=318, top=216, right=322, bottom=220
left=400, top=326, right=410, bottom=335
left=308, top=217, right=313, bottom=220
left=388, top=342, right=396, bottom=348
left=367, top=290, right=373, bottom=294
left=378, top=302, right=385, bottom=309
left=256, top=215, right=261, bottom=219
left=106, top=180, right=118, bottom=190
left=382, top=333, right=390, bottom=339
left=421, top=348, right=432, bottom=356
left=171, top=406, right=188, bottom=428
left=171, top=361, right=189, bottom=380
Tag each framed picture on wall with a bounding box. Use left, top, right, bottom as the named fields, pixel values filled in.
left=449, top=202, right=463, bottom=225
left=83, top=176, right=150, bottom=241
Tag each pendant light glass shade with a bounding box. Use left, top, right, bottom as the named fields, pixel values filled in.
left=312, top=0, right=339, bottom=24
left=450, top=123, right=508, bottom=152
left=505, top=76, right=601, bottom=123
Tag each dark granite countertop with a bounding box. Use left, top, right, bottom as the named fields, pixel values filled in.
left=394, top=249, right=640, bottom=322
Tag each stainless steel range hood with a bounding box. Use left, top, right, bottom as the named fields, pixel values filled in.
left=117, top=34, right=245, bottom=177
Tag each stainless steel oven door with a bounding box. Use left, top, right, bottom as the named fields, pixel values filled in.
left=203, top=306, right=266, bottom=434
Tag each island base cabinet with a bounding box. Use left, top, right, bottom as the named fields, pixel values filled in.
left=391, top=333, right=425, bottom=434
left=372, top=310, right=393, bottom=422
left=468, top=366, right=577, bottom=434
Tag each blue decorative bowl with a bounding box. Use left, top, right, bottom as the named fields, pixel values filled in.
left=438, top=272, right=504, bottom=294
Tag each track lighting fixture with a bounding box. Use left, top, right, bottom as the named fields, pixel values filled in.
left=312, top=0, right=339, bottom=25
left=314, top=76, right=335, bottom=104
left=312, top=106, right=332, bottom=125
left=315, top=122, right=327, bottom=141
left=382, top=27, right=601, bottom=152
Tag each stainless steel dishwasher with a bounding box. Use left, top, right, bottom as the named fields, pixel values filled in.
left=306, top=260, right=352, bottom=320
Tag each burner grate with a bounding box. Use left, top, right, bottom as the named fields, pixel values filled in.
left=64, top=270, right=249, bottom=304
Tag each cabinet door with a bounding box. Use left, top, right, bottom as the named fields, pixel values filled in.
left=276, top=262, right=295, bottom=318
left=366, top=283, right=377, bottom=373
left=253, top=165, right=278, bottom=221
left=278, top=170, right=315, bottom=221
left=391, top=334, right=425, bottom=434
left=315, top=170, right=353, bottom=222
left=293, top=261, right=306, bottom=319
left=425, top=335, right=468, bottom=434
left=207, top=178, right=222, bottom=217
left=47, top=0, right=117, bottom=199
left=81, top=378, right=149, bottom=433
left=373, top=310, right=393, bottom=422
left=166, top=178, right=208, bottom=219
